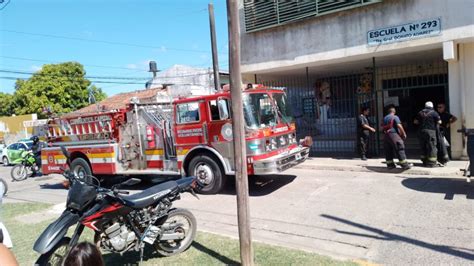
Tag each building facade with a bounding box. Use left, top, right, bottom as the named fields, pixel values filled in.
left=239, top=0, right=474, bottom=159
left=0, top=114, right=39, bottom=144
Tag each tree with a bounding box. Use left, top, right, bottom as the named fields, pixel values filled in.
left=13, top=62, right=107, bottom=118
left=0, top=92, right=15, bottom=117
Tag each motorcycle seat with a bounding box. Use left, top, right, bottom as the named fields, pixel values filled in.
left=121, top=181, right=178, bottom=208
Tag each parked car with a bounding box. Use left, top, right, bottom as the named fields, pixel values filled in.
left=1, top=140, right=34, bottom=166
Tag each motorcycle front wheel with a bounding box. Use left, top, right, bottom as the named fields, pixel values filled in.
left=35, top=237, right=70, bottom=266
left=11, top=164, right=30, bottom=181
left=154, top=208, right=197, bottom=257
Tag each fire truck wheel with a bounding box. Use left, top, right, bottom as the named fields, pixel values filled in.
left=187, top=155, right=225, bottom=194
left=70, top=158, right=92, bottom=179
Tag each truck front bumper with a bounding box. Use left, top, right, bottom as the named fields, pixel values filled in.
left=252, top=146, right=310, bottom=175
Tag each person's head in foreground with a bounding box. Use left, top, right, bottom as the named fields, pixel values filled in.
left=62, top=242, right=104, bottom=266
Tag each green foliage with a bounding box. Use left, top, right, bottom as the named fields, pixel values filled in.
left=12, top=62, right=107, bottom=118
left=0, top=92, right=15, bottom=117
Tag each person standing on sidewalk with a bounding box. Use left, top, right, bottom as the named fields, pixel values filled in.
left=437, top=103, right=457, bottom=159
left=357, top=107, right=376, bottom=160
left=414, top=101, right=441, bottom=167
left=382, top=106, right=411, bottom=169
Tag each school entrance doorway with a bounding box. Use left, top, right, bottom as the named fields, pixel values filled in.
left=382, top=72, right=448, bottom=157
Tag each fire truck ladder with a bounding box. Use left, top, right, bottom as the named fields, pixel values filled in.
left=139, top=104, right=177, bottom=159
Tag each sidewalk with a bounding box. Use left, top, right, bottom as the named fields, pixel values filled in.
left=296, top=157, right=469, bottom=177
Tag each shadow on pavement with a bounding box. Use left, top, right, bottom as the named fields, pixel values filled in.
left=402, top=177, right=474, bottom=200
left=321, top=214, right=474, bottom=261
left=365, top=166, right=408, bottom=174
left=222, top=174, right=297, bottom=197
left=39, top=183, right=67, bottom=190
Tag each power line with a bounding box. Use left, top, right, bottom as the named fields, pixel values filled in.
left=0, top=0, right=11, bottom=11
left=0, top=68, right=214, bottom=80
left=0, top=69, right=215, bottom=86
left=0, top=76, right=146, bottom=85
left=0, top=55, right=149, bottom=71
left=1, top=29, right=228, bottom=55
left=0, top=55, right=227, bottom=74
left=0, top=69, right=150, bottom=80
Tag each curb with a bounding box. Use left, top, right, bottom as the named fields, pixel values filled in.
left=294, top=163, right=462, bottom=177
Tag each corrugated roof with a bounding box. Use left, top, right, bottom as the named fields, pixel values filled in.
left=64, top=88, right=162, bottom=117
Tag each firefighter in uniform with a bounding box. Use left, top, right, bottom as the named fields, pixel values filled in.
left=357, top=107, right=376, bottom=160
left=382, top=106, right=411, bottom=169
left=414, top=101, right=442, bottom=167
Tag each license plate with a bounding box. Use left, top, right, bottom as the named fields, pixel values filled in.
left=295, top=153, right=302, bottom=160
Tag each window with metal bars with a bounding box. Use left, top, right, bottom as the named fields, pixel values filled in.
left=244, top=0, right=382, bottom=32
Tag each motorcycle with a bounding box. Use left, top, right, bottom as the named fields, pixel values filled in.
left=11, top=150, right=39, bottom=181
left=34, top=146, right=200, bottom=266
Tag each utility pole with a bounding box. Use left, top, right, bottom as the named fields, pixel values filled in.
left=209, top=2, right=221, bottom=91
left=226, top=0, right=254, bottom=265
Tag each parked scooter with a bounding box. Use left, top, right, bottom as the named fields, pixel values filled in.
left=34, top=146, right=200, bottom=265
left=10, top=151, right=40, bottom=181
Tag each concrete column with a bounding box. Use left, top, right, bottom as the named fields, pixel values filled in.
left=448, top=42, right=474, bottom=159
left=447, top=47, right=463, bottom=159
left=460, top=43, right=474, bottom=158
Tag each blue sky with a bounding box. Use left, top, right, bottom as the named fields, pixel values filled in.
left=0, top=0, right=229, bottom=96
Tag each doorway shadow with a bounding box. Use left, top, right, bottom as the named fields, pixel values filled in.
left=321, top=214, right=474, bottom=261
left=402, top=177, right=474, bottom=200
left=221, top=174, right=297, bottom=197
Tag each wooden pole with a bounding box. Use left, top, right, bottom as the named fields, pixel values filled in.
left=208, top=2, right=221, bottom=91
left=226, top=0, right=254, bottom=265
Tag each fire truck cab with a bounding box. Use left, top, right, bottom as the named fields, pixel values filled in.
left=41, top=84, right=311, bottom=194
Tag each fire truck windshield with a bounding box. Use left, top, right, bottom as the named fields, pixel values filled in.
left=273, top=92, right=294, bottom=124
left=243, top=93, right=278, bottom=129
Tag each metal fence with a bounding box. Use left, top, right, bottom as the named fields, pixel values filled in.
left=259, top=60, right=448, bottom=158
left=260, top=72, right=377, bottom=157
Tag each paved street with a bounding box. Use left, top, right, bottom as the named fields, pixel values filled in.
left=1, top=164, right=473, bottom=265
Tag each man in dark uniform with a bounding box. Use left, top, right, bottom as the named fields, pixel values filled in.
left=437, top=103, right=457, bottom=159
left=382, top=106, right=411, bottom=169
left=357, top=107, right=376, bottom=160
left=414, top=101, right=441, bottom=167
left=30, top=135, right=42, bottom=176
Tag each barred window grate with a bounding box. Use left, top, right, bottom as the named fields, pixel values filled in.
left=244, top=0, right=382, bottom=32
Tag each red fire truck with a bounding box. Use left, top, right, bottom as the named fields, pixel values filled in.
left=40, top=84, right=311, bottom=193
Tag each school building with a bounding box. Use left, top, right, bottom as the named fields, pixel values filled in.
left=239, top=0, right=474, bottom=159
